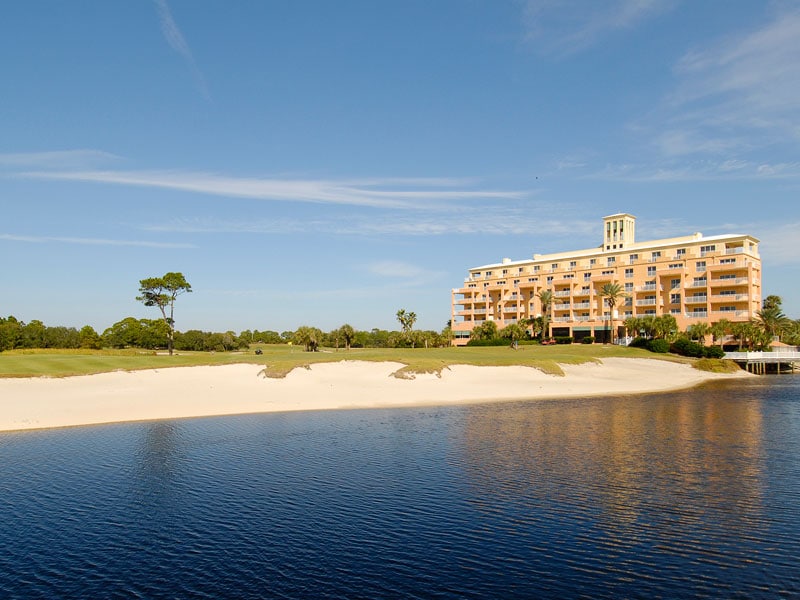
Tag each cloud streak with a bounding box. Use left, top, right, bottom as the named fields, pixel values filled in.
left=0, top=233, right=194, bottom=249
left=153, top=0, right=210, bottom=99
left=21, top=169, right=525, bottom=208
left=0, top=150, right=119, bottom=170
left=651, top=7, right=800, bottom=157
left=142, top=209, right=595, bottom=238
left=522, top=0, right=676, bottom=55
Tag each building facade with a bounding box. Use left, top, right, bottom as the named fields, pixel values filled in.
left=451, top=214, right=761, bottom=345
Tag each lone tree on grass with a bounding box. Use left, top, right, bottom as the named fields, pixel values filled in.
left=136, top=272, right=192, bottom=356
left=396, top=309, right=417, bottom=347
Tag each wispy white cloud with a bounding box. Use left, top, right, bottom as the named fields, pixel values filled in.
left=365, top=260, right=437, bottom=279
left=0, top=150, right=119, bottom=170
left=650, top=7, right=800, bottom=157
left=153, top=0, right=209, bottom=99
left=0, top=233, right=194, bottom=249
left=756, top=222, right=800, bottom=267
left=589, top=159, right=800, bottom=182
left=20, top=169, right=525, bottom=209
left=521, top=0, right=676, bottom=55
left=142, top=208, right=595, bottom=238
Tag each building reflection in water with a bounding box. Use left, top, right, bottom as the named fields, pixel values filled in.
left=458, top=382, right=765, bottom=544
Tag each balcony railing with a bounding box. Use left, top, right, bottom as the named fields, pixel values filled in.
left=725, top=248, right=745, bottom=255
left=711, top=277, right=749, bottom=286
left=685, top=311, right=709, bottom=318
left=686, top=280, right=708, bottom=288
left=636, top=299, right=657, bottom=306
left=712, top=310, right=749, bottom=317
left=554, top=290, right=571, bottom=298
left=685, top=295, right=708, bottom=304
left=712, top=294, right=749, bottom=302
left=636, top=284, right=660, bottom=292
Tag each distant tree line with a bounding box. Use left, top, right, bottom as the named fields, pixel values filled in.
left=0, top=316, right=453, bottom=353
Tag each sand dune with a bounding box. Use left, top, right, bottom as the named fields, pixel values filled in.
left=0, top=358, right=750, bottom=432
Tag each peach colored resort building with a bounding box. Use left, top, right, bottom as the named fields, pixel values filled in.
left=451, top=213, right=762, bottom=346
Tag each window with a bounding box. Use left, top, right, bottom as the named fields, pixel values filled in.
left=589, top=259, right=597, bottom=266
left=551, top=263, right=559, bottom=270
left=676, top=248, right=686, bottom=256
left=533, top=266, right=540, bottom=272
left=625, top=268, right=634, bottom=278
left=607, top=257, right=616, bottom=265
left=701, top=245, right=716, bottom=254
left=670, top=278, right=681, bottom=289
left=669, top=263, right=682, bottom=270
left=584, top=273, right=592, bottom=281
left=696, top=261, right=706, bottom=272
left=651, top=251, right=661, bottom=260
left=647, top=266, right=656, bottom=276
left=547, top=276, right=554, bottom=283
left=629, top=253, right=639, bottom=262
left=670, top=294, right=681, bottom=304
left=720, top=258, right=736, bottom=264
left=569, top=261, right=577, bottom=269
left=624, top=282, right=633, bottom=292
left=602, top=270, right=614, bottom=275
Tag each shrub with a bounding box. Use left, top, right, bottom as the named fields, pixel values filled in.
left=670, top=337, right=705, bottom=358
left=646, top=338, right=670, bottom=353
left=554, top=336, right=574, bottom=344
left=704, top=346, right=725, bottom=359
left=466, top=338, right=510, bottom=347
left=628, top=337, right=649, bottom=349
left=581, top=336, right=595, bottom=344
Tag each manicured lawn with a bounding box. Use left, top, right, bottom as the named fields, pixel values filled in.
left=0, top=344, right=682, bottom=378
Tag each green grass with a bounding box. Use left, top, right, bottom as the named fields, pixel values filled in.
left=0, top=344, right=688, bottom=379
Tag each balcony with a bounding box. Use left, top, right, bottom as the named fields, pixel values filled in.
left=708, top=261, right=740, bottom=271
left=710, top=277, right=749, bottom=286
left=685, top=295, right=708, bottom=304
left=685, top=311, right=709, bottom=318
left=636, top=299, right=657, bottom=307
left=635, top=284, right=660, bottom=292
left=725, top=247, right=745, bottom=255
left=712, top=293, right=749, bottom=302
left=553, top=290, right=571, bottom=298
left=686, top=280, right=708, bottom=289
left=712, top=310, right=749, bottom=318
left=573, top=302, right=591, bottom=309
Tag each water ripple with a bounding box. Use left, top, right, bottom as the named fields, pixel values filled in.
left=1, top=378, right=799, bottom=598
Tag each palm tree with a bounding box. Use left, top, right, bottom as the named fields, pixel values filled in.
left=624, top=316, right=643, bottom=340
left=710, top=319, right=732, bottom=347
left=756, top=306, right=789, bottom=341
left=687, top=322, right=711, bottom=345
left=654, top=314, right=679, bottom=341
left=338, top=324, right=356, bottom=350
left=537, top=290, right=553, bottom=341
left=293, top=325, right=323, bottom=352
left=599, top=283, right=627, bottom=344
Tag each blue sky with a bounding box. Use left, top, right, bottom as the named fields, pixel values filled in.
left=2, top=1, right=799, bottom=334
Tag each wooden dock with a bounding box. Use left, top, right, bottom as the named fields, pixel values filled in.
left=724, top=351, right=800, bottom=374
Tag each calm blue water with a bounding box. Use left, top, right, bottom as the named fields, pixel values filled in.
left=1, top=376, right=799, bottom=599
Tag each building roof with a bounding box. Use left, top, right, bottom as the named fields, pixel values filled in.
left=471, top=231, right=759, bottom=272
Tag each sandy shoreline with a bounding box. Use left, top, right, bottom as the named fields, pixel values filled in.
left=0, top=358, right=751, bottom=433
